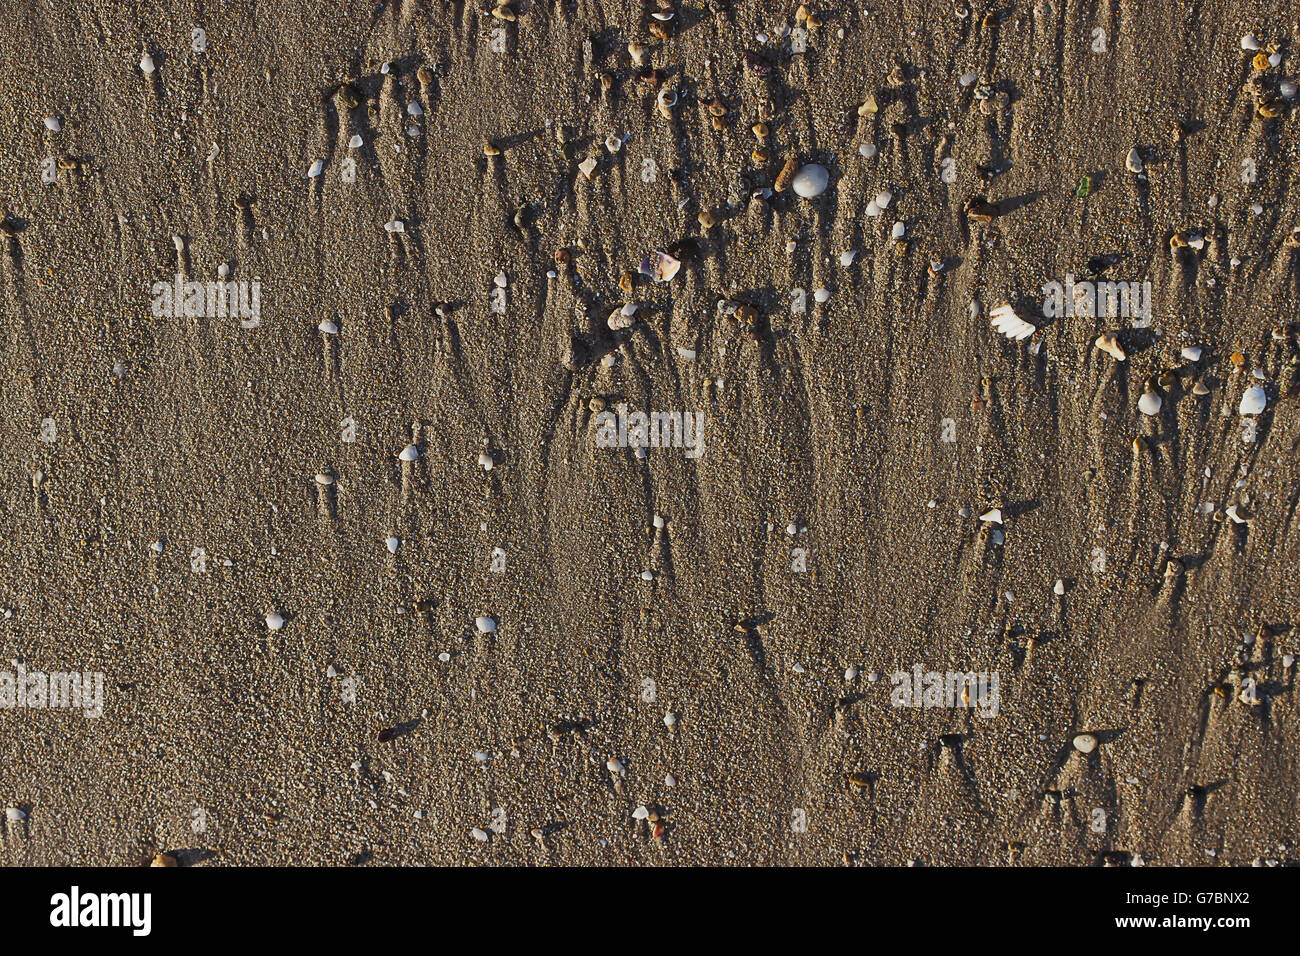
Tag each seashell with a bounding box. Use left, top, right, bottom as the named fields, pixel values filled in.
left=398, top=444, right=419, bottom=462
left=858, top=93, right=879, bottom=116
left=314, top=472, right=335, bottom=485
left=1239, top=385, right=1267, bottom=415
left=384, top=219, right=405, bottom=233
left=632, top=806, right=650, bottom=821
left=475, top=615, right=497, bottom=633
left=606, top=757, right=624, bottom=773
left=150, top=853, right=178, bottom=867
left=1138, top=390, right=1162, bottom=415
left=1095, top=333, right=1126, bottom=361
left=865, top=199, right=882, bottom=217
left=139, top=53, right=156, bottom=74
left=656, top=87, right=677, bottom=119
left=1281, top=80, right=1298, bottom=99
left=407, top=101, right=423, bottom=117
left=1180, top=345, right=1203, bottom=362
left=664, top=773, right=677, bottom=787
left=1192, top=380, right=1210, bottom=396
left=859, top=142, right=877, bottom=159
left=348, top=134, right=363, bottom=148
left=959, top=72, right=978, bottom=87
left=891, top=221, right=906, bottom=240
left=791, top=163, right=829, bottom=198
left=1225, top=504, right=1248, bottom=525
left=876, top=189, right=894, bottom=209
left=814, top=287, right=831, bottom=303
left=265, top=612, right=285, bottom=631
left=639, top=250, right=681, bottom=283
left=964, top=196, right=999, bottom=222
left=4, top=807, right=25, bottom=824
left=840, top=250, right=858, bottom=267
left=979, top=509, right=1002, bottom=524
left=149, top=539, right=164, bottom=554
left=1241, top=34, right=1261, bottom=51
left=490, top=3, right=516, bottom=21
left=578, top=156, right=598, bottom=180
left=484, top=141, right=500, bottom=156
left=663, top=711, right=677, bottom=727
left=989, top=304, right=1035, bottom=341
left=43, top=116, right=61, bottom=132
left=1054, top=579, right=1066, bottom=596
left=477, top=451, right=495, bottom=471
left=385, top=536, right=400, bottom=553
left=604, top=133, right=622, bottom=153
left=628, top=42, right=648, bottom=66
left=1072, top=733, right=1098, bottom=754
left=1125, top=146, right=1143, bottom=173
left=318, top=319, right=338, bottom=334
left=472, top=828, right=489, bottom=842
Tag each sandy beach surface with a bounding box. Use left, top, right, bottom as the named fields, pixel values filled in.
left=1, top=0, right=1298, bottom=865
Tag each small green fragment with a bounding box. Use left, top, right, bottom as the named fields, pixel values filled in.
left=1075, top=175, right=1091, bottom=199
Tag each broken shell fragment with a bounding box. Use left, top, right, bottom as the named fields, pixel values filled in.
left=639, top=250, right=681, bottom=283
left=1240, top=385, right=1267, bottom=415
left=1125, top=147, right=1143, bottom=173
left=475, top=615, right=497, bottom=634
left=578, top=156, right=598, bottom=180
left=1095, top=333, right=1126, bottom=361
left=1138, top=390, right=1162, bottom=415
left=989, top=304, right=1036, bottom=341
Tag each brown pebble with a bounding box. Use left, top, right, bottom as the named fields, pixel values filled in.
left=774, top=155, right=798, bottom=192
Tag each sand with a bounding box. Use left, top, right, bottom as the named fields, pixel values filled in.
left=0, top=0, right=1298, bottom=866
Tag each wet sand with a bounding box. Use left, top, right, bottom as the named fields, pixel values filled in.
left=1, top=0, right=1298, bottom=865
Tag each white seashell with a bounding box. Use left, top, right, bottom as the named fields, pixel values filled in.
left=1281, top=80, right=1298, bottom=99
left=318, top=319, right=338, bottom=334
left=653, top=515, right=665, bottom=529
left=475, top=615, right=497, bottom=634
left=149, top=539, right=164, bottom=553
left=664, top=773, right=677, bottom=787
left=407, top=101, right=423, bottom=117
left=1053, top=579, right=1065, bottom=596
left=1180, top=345, right=1203, bottom=362
left=5, top=807, right=25, bottom=823
left=621, top=303, right=637, bottom=317
left=845, top=666, right=859, bottom=681
left=840, top=250, right=858, bottom=267
left=471, top=828, right=489, bottom=842
left=959, top=73, right=978, bottom=87
left=140, top=53, right=156, bottom=74
left=385, top=536, right=400, bottom=553
left=640, top=570, right=653, bottom=580
left=1269, top=52, right=1282, bottom=67
left=814, top=288, right=831, bottom=303
left=1125, top=147, right=1143, bottom=174
left=891, top=221, right=906, bottom=239
left=606, top=758, right=624, bottom=773
left=632, top=806, right=650, bottom=820
left=578, top=156, right=598, bottom=180
left=265, top=612, right=285, bottom=631
left=663, top=711, right=677, bottom=727
left=979, top=509, right=1003, bottom=525
left=876, top=189, right=894, bottom=209
left=1239, top=385, right=1267, bottom=415
left=865, top=200, right=882, bottom=217
left=1241, top=34, right=1260, bottom=51
left=605, top=133, right=622, bottom=153
left=791, top=163, right=830, bottom=198
left=384, top=219, right=405, bottom=233
left=217, top=262, right=230, bottom=278
left=44, top=116, right=61, bottom=132
left=477, top=451, right=494, bottom=471
left=1073, top=733, right=1098, bottom=754
left=399, top=444, right=419, bottom=462
left=1225, top=505, right=1248, bottom=525
left=314, top=473, right=334, bottom=485
left=785, top=521, right=799, bottom=535
left=494, top=270, right=507, bottom=288
left=859, top=142, right=877, bottom=159
left=308, top=160, right=324, bottom=178
left=348, top=134, right=363, bottom=148
left=1138, top=391, right=1162, bottom=415
left=989, top=304, right=1036, bottom=341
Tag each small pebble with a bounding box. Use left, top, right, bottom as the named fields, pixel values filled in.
left=1073, top=733, right=1098, bottom=754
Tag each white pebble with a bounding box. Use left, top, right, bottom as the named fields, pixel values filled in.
left=632, top=806, right=650, bottom=820
left=478, top=451, right=495, bottom=471
left=663, top=712, right=677, bottom=727
left=471, top=827, right=489, bottom=842
left=265, top=612, right=285, bottom=631
left=1241, top=34, right=1260, bottom=51
left=1180, top=345, right=1202, bottom=362
left=385, top=536, right=400, bottom=554
left=858, top=142, right=877, bottom=159
left=791, top=163, right=830, bottom=199
left=384, top=219, right=405, bottom=233
left=664, top=773, right=677, bottom=787
left=307, top=160, right=324, bottom=178
left=1138, top=391, right=1162, bottom=415
left=1073, top=733, right=1098, bottom=754
left=814, top=287, right=831, bottom=303
left=139, top=53, right=156, bottom=74
left=348, top=134, right=363, bottom=148
left=4, top=807, right=25, bottom=824
left=840, top=250, right=858, bottom=267
left=891, top=221, right=906, bottom=240
left=318, top=319, right=338, bottom=334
